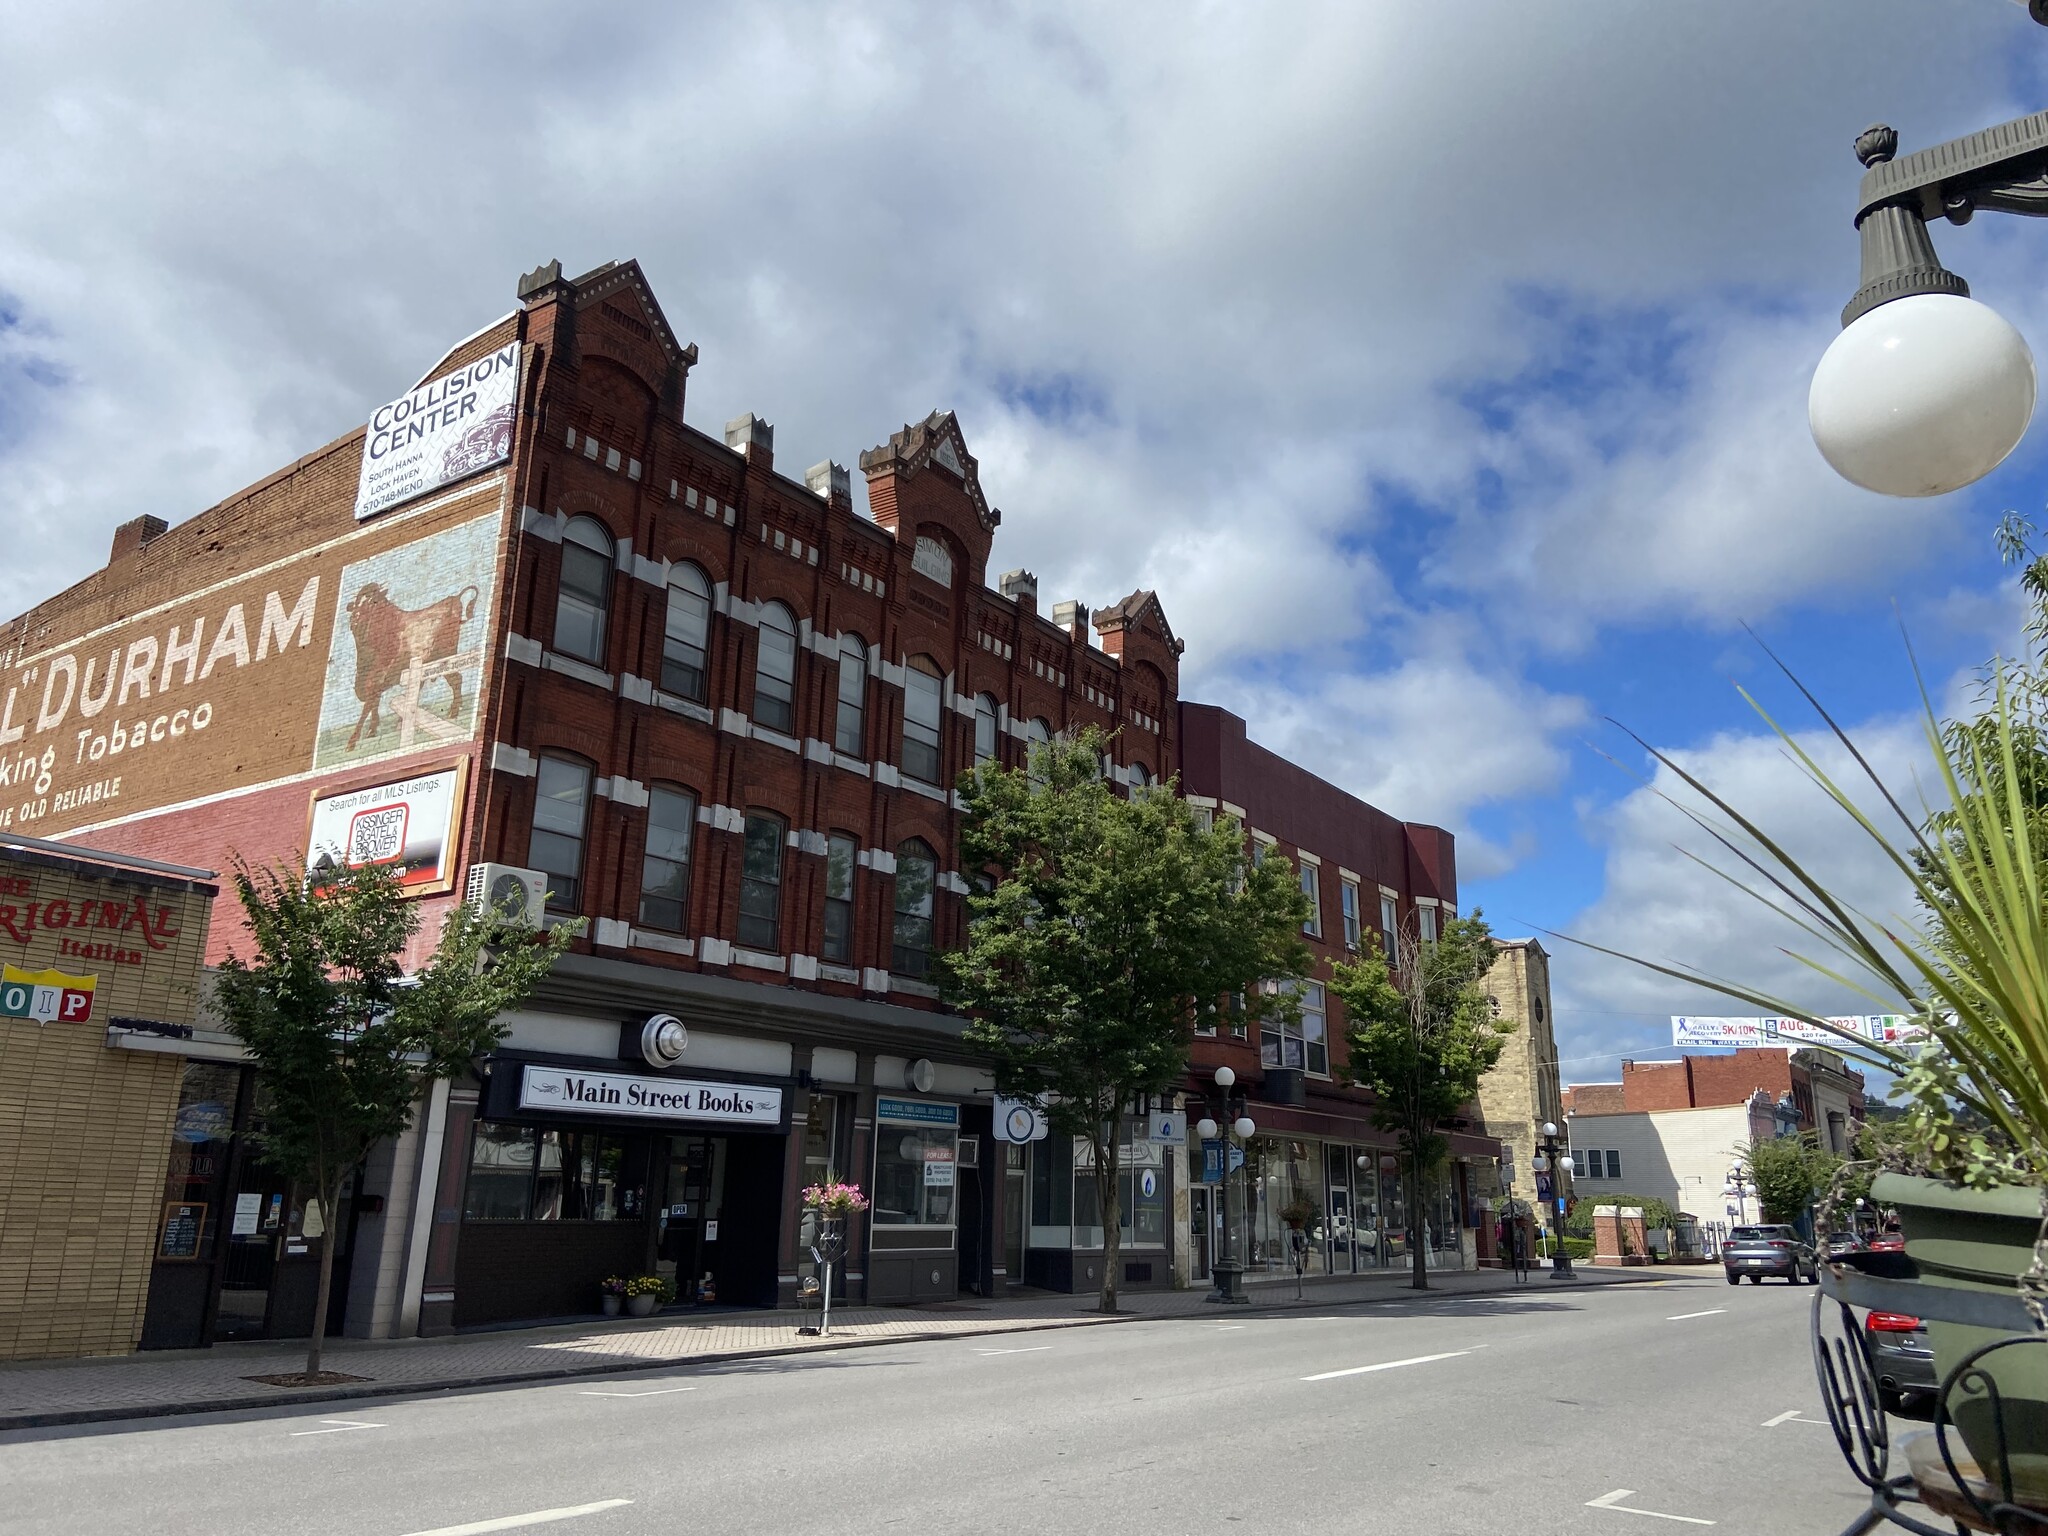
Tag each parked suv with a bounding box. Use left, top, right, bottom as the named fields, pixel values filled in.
left=1722, top=1224, right=1817, bottom=1284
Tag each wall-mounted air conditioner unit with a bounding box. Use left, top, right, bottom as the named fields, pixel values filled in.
left=464, top=863, right=548, bottom=928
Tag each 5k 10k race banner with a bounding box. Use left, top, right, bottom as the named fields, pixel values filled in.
left=353, top=342, right=521, bottom=521
left=1670, top=1014, right=1920, bottom=1049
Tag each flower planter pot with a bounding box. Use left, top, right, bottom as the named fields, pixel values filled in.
left=602, top=1294, right=622, bottom=1317
left=625, top=1293, right=659, bottom=1318
left=1872, top=1172, right=2048, bottom=1495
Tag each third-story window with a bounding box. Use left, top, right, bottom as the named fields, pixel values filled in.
left=902, top=663, right=943, bottom=785
left=835, top=637, right=868, bottom=756
left=892, top=839, right=937, bottom=977
left=738, top=811, right=786, bottom=951
left=637, top=786, right=697, bottom=932
left=1341, top=878, right=1362, bottom=950
left=753, top=603, right=797, bottom=734
left=660, top=563, right=713, bottom=701
left=974, top=694, right=999, bottom=765
left=1299, top=862, right=1321, bottom=937
left=529, top=755, right=593, bottom=912
left=553, top=516, right=614, bottom=666
left=822, top=833, right=857, bottom=962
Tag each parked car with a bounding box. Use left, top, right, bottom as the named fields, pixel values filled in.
left=1863, top=1310, right=1936, bottom=1414
left=1722, top=1224, right=1818, bottom=1284
left=1867, top=1232, right=1905, bottom=1254
left=1824, top=1232, right=1866, bottom=1259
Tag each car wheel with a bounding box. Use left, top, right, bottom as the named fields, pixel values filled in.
left=1749, top=1274, right=1762, bottom=1284
left=1726, top=1273, right=1740, bottom=1285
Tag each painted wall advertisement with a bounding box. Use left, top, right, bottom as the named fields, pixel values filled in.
left=307, top=764, right=467, bottom=896
left=353, top=344, right=520, bottom=522
left=0, top=509, right=500, bottom=841
left=1669, top=1015, right=1921, bottom=1049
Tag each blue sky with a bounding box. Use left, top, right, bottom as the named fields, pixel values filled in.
left=3, top=2, right=2047, bottom=1089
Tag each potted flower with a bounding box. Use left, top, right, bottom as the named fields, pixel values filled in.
left=1279, top=1195, right=1318, bottom=1232
left=621, top=1273, right=676, bottom=1318
left=599, top=1274, right=626, bottom=1317
left=801, top=1180, right=870, bottom=1218
left=1593, top=653, right=2048, bottom=1490
left=800, top=1182, right=867, bottom=1337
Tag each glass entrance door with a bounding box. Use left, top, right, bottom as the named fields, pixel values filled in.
left=657, top=1136, right=722, bottom=1301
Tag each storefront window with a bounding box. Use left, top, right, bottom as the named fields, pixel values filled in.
left=159, top=1061, right=239, bottom=1262
left=874, top=1124, right=956, bottom=1226
left=463, top=1122, right=646, bottom=1221
left=1030, top=1132, right=1073, bottom=1246
left=1072, top=1134, right=1167, bottom=1248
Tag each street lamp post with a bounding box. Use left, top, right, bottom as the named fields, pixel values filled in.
left=1533, top=1121, right=1577, bottom=1280
left=1723, top=1165, right=1754, bottom=1228
left=1809, top=6, right=2048, bottom=498
left=1195, top=1066, right=1257, bottom=1305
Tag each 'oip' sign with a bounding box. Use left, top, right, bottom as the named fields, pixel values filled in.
left=0, top=964, right=96, bottom=1023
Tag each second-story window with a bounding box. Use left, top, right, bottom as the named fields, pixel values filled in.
left=529, top=755, right=593, bottom=912
left=974, top=694, right=999, bottom=764
left=1418, top=904, right=1439, bottom=944
left=637, top=785, right=697, bottom=932
left=1379, top=893, right=1399, bottom=957
left=822, top=833, right=857, bottom=962
left=554, top=516, right=614, bottom=666
left=661, top=563, right=713, bottom=701
left=738, top=811, right=787, bottom=951
left=1299, top=862, right=1321, bottom=938
left=892, top=839, right=937, bottom=977
left=1341, top=878, right=1362, bottom=950
left=835, top=637, right=868, bottom=756
left=1262, top=980, right=1328, bottom=1076
left=902, top=662, right=943, bottom=785
left=754, top=603, right=797, bottom=734
left=1024, top=716, right=1051, bottom=786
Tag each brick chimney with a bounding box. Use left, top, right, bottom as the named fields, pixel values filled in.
left=999, top=569, right=1038, bottom=615
left=726, top=413, right=774, bottom=472
left=806, top=460, right=853, bottom=513
left=109, top=515, right=168, bottom=564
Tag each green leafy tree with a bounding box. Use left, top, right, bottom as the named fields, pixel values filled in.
left=1331, top=910, right=1510, bottom=1290
left=1742, top=1132, right=1840, bottom=1227
left=941, top=727, right=1311, bottom=1313
left=213, top=859, right=578, bottom=1378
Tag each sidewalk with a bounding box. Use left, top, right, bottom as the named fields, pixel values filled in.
left=0, top=1263, right=1668, bottom=1431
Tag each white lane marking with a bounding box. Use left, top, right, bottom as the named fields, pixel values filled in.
left=973, top=1345, right=1053, bottom=1355
left=1302, top=1346, right=1483, bottom=1381
left=1665, top=1309, right=1728, bottom=1321
left=399, top=1500, right=633, bottom=1536
left=577, top=1386, right=695, bottom=1398
left=1586, top=1489, right=1715, bottom=1525
left=1209, top=1325, right=1246, bottom=1331
left=1761, top=1409, right=1828, bottom=1427
left=288, top=1418, right=386, bottom=1436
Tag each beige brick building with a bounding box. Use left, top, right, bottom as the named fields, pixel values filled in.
left=0, top=837, right=215, bottom=1360
left=1472, top=939, right=1571, bottom=1229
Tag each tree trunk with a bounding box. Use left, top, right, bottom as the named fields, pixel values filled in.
left=1098, top=1128, right=1122, bottom=1314
left=303, top=1166, right=345, bottom=1378
left=1407, top=1150, right=1428, bottom=1291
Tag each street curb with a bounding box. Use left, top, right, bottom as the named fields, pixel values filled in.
left=0, top=1269, right=1671, bottom=1432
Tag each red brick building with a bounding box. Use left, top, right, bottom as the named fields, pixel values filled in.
left=1565, top=1046, right=1865, bottom=1152
left=0, top=257, right=1491, bottom=1346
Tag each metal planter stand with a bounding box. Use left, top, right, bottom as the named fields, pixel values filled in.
left=1812, top=1255, right=2047, bottom=1533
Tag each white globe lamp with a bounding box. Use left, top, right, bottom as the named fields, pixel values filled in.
left=1196, top=1117, right=1219, bottom=1141
left=1559, top=1154, right=1575, bottom=1175
left=1810, top=294, right=2035, bottom=497
left=1214, top=1066, right=1235, bottom=1090
left=1233, top=1116, right=1256, bottom=1140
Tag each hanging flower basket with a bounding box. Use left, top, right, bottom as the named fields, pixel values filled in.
left=802, top=1181, right=870, bottom=1217
left=1280, top=1195, right=1318, bottom=1231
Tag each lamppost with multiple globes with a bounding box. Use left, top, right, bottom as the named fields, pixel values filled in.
left=1194, top=1065, right=1257, bottom=1305
left=1532, top=1121, right=1577, bottom=1279
left=1809, top=3, right=2048, bottom=499
left=1724, top=1164, right=1754, bottom=1228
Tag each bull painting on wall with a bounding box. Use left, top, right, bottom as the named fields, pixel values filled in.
left=313, top=514, right=498, bottom=771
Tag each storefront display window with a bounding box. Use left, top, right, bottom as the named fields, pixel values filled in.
left=1072, top=1135, right=1167, bottom=1248
left=874, top=1124, right=956, bottom=1226
left=160, top=1061, right=239, bottom=1263
left=1029, top=1131, right=1073, bottom=1246
left=462, top=1122, right=647, bottom=1221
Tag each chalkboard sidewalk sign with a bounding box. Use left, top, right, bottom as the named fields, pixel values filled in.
left=160, top=1201, right=206, bottom=1260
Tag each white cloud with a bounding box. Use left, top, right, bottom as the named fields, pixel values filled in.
left=1554, top=708, right=1935, bottom=1081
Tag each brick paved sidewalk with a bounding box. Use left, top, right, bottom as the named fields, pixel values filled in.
left=0, top=1262, right=1672, bottom=1430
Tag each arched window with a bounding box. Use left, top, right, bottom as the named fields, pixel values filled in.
left=974, top=694, right=1000, bottom=765
left=637, top=785, right=697, bottom=932
left=753, top=603, right=797, bottom=734
left=1024, top=716, right=1052, bottom=786
left=738, top=810, right=787, bottom=951
left=892, top=839, right=938, bottom=977
left=529, top=754, right=593, bottom=912
left=902, top=660, right=943, bottom=785
left=835, top=636, right=868, bottom=756
left=661, top=563, right=713, bottom=702
left=1129, top=762, right=1152, bottom=788
left=553, top=517, right=614, bottom=666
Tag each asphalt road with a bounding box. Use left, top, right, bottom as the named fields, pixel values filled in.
left=0, top=1274, right=1876, bottom=1536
